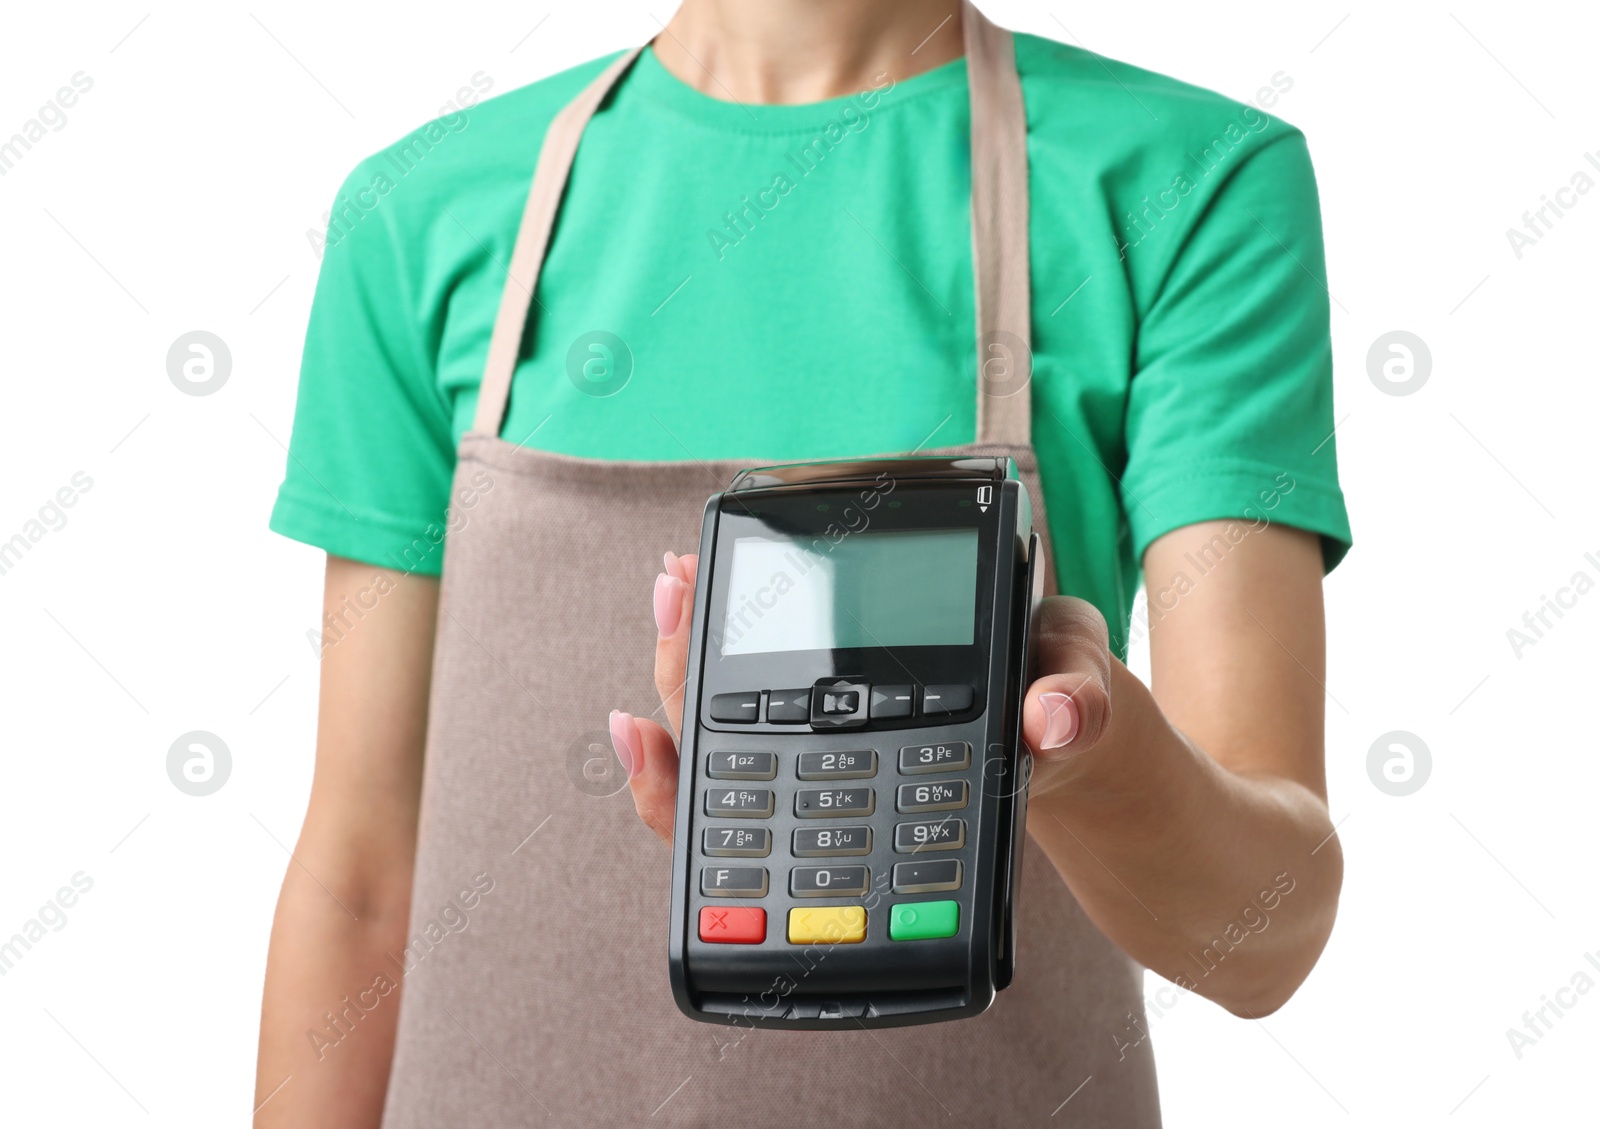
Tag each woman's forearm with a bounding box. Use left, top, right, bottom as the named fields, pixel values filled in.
left=255, top=834, right=415, bottom=1127
left=1028, top=660, right=1342, bottom=1017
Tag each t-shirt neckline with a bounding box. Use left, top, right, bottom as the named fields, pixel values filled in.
left=624, top=44, right=970, bottom=134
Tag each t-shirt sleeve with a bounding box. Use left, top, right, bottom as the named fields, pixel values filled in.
left=1120, top=129, right=1352, bottom=572
left=268, top=161, right=457, bottom=576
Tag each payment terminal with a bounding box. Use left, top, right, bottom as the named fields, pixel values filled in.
left=667, top=456, right=1044, bottom=1028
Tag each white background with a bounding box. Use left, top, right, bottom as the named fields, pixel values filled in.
left=1, top=1, right=1595, bottom=1125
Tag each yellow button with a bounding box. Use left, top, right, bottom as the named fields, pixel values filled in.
left=787, top=906, right=867, bottom=944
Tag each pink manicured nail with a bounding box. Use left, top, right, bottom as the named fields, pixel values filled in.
left=1039, top=692, right=1079, bottom=750
left=609, top=710, right=641, bottom=779
left=663, top=550, right=684, bottom=581
left=654, top=573, right=687, bottom=638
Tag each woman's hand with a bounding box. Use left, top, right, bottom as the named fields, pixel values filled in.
left=607, top=549, right=1121, bottom=842
left=608, top=551, right=698, bottom=841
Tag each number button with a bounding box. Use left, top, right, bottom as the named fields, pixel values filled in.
left=701, top=866, right=769, bottom=897
left=796, top=750, right=877, bottom=780
left=706, top=751, right=777, bottom=780
left=894, top=818, right=966, bottom=853
left=790, top=865, right=870, bottom=897
left=794, top=788, right=874, bottom=818
left=702, top=827, right=771, bottom=858
left=704, top=788, right=775, bottom=818
left=792, top=826, right=872, bottom=857
left=898, top=742, right=971, bottom=774
left=896, top=779, right=968, bottom=813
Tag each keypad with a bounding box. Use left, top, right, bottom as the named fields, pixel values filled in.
left=894, top=818, right=966, bottom=853
left=790, top=865, right=870, bottom=897
left=896, top=779, right=968, bottom=813
left=794, top=787, right=875, bottom=818
left=704, top=788, right=775, bottom=818
left=694, top=704, right=980, bottom=949
left=796, top=749, right=876, bottom=780
left=707, top=751, right=777, bottom=780
left=792, top=826, right=871, bottom=856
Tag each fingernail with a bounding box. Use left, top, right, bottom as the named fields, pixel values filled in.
left=654, top=573, right=687, bottom=638
left=663, top=550, right=684, bottom=581
left=1039, top=692, right=1079, bottom=750
left=609, top=710, right=641, bottom=779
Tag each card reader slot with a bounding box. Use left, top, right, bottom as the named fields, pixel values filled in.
left=693, top=986, right=973, bottom=1025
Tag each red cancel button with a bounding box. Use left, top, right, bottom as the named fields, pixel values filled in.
left=699, top=906, right=766, bottom=944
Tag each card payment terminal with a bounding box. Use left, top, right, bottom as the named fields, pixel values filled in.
left=667, top=456, right=1044, bottom=1028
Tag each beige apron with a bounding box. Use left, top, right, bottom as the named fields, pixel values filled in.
left=382, top=5, right=1160, bottom=1125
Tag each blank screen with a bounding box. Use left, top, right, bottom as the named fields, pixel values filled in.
left=720, top=529, right=979, bottom=655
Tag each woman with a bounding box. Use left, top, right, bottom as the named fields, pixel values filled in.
left=257, top=1, right=1350, bottom=1125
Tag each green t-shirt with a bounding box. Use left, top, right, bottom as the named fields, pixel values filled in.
left=271, top=35, right=1351, bottom=654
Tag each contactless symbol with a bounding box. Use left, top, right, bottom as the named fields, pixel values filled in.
left=1366, top=730, right=1431, bottom=796
left=565, top=728, right=630, bottom=797
left=565, top=330, right=633, bottom=397
left=974, top=330, right=1032, bottom=399
left=167, top=730, right=232, bottom=796
left=166, top=331, right=232, bottom=397
left=1366, top=331, right=1431, bottom=397
left=981, top=743, right=1032, bottom=799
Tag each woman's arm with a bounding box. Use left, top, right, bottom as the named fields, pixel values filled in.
left=616, top=522, right=1341, bottom=1017
left=1020, top=520, right=1341, bottom=1017
left=254, top=557, right=437, bottom=1126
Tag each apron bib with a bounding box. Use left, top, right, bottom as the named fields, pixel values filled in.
left=383, top=5, right=1159, bottom=1125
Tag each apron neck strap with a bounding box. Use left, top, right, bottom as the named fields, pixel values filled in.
left=473, top=1, right=1032, bottom=447
left=964, top=3, right=1032, bottom=448
left=473, top=43, right=645, bottom=438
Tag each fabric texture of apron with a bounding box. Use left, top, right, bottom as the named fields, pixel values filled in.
left=381, top=5, right=1160, bottom=1125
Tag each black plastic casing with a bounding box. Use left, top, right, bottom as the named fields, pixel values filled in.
left=667, top=457, right=1042, bottom=1029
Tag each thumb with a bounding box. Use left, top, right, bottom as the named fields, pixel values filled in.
left=1021, top=596, right=1113, bottom=764
left=610, top=710, right=679, bottom=843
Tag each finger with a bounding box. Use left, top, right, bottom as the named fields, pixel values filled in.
left=1021, top=596, right=1114, bottom=760
left=653, top=552, right=699, bottom=740
left=611, top=710, right=679, bottom=843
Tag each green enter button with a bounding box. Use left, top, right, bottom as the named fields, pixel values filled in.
left=889, top=900, right=960, bottom=940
